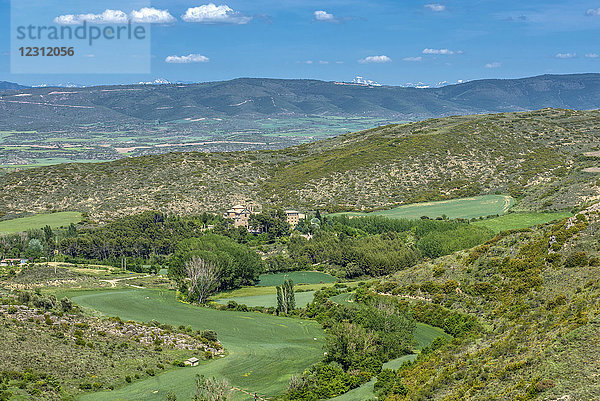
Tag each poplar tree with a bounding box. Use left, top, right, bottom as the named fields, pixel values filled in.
left=276, top=285, right=285, bottom=314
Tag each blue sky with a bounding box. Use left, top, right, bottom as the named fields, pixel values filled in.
left=1, top=0, right=600, bottom=86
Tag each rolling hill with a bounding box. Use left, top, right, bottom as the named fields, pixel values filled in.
left=0, top=108, right=599, bottom=222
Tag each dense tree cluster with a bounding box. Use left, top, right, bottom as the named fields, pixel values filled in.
left=170, top=234, right=263, bottom=300
left=284, top=287, right=416, bottom=400
left=59, top=212, right=225, bottom=261
left=286, top=215, right=493, bottom=278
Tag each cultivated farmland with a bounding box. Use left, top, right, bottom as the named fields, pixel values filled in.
left=331, top=195, right=514, bottom=220
left=0, top=211, right=81, bottom=233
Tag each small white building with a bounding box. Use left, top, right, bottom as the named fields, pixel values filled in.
left=184, top=357, right=199, bottom=366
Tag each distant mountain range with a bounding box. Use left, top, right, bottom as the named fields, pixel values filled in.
left=1, top=73, right=600, bottom=130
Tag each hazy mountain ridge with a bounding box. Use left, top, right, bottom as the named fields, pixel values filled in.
left=0, top=81, right=28, bottom=91
left=2, top=74, right=600, bottom=130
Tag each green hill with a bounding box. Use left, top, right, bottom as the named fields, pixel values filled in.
left=1, top=108, right=599, bottom=222
left=365, top=203, right=600, bottom=400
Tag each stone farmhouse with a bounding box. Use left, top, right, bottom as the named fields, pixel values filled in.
left=223, top=205, right=306, bottom=230
left=223, top=205, right=255, bottom=228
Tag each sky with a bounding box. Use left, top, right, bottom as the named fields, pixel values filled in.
left=1, top=0, right=600, bottom=87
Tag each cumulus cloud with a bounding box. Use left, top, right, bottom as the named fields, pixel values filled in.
left=54, top=9, right=128, bottom=25
left=485, top=62, right=501, bottom=68
left=423, top=48, right=457, bottom=55
left=586, top=8, right=600, bottom=16
left=182, top=4, right=252, bottom=24
left=314, top=10, right=337, bottom=22
left=358, top=55, right=392, bottom=64
left=131, top=7, right=176, bottom=24
left=425, top=3, right=446, bottom=12
left=585, top=53, right=599, bottom=58
left=165, top=54, right=210, bottom=63
left=555, top=52, right=576, bottom=59
left=403, top=56, right=422, bottom=62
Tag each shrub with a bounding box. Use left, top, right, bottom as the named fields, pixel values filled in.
left=201, top=330, right=218, bottom=342
left=564, top=252, right=588, bottom=268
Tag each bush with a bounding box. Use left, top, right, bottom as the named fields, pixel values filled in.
left=200, top=330, right=218, bottom=342
left=564, top=252, right=588, bottom=268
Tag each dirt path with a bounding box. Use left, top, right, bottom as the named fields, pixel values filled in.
left=231, top=387, right=270, bottom=400
left=99, top=275, right=150, bottom=288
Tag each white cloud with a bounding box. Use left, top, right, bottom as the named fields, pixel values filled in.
left=403, top=56, right=422, bottom=62
left=358, top=55, right=392, bottom=64
left=182, top=4, right=252, bottom=24
left=54, top=15, right=81, bottom=25
left=585, top=53, right=599, bottom=58
left=555, top=52, right=576, bottom=59
left=131, top=7, right=176, bottom=24
left=423, top=48, right=457, bottom=55
left=335, top=61, right=344, bottom=64
left=586, top=8, right=600, bottom=16
left=314, top=10, right=336, bottom=22
left=319, top=60, right=329, bottom=64
left=165, top=54, right=210, bottom=63
left=485, top=62, right=501, bottom=68
left=425, top=3, right=446, bottom=12
left=54, top=9, right=128, bottom=25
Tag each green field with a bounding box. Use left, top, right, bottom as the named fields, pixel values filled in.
left=0, top=211, right=82, bottom=233
left=65, top=288, right=325, bottom=401
left=214, top=291, right=316, bottom=308
left=332, top=195, right=515, bottom=220
left=472, top=212, right=572, bottom=233
left=257, top=271, right=337, bottom=287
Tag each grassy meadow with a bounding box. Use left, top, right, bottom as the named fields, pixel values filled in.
left=331, top=195, right=514, bottom=220
left=64, top=288, right=325, bottom=401
left=214, top=291, right=316, bottom=308
left=472, top=211, right=572, bottom=233
left=257, top=271, right=337, bottom=287
left=0, top=211, right=82, bottom=233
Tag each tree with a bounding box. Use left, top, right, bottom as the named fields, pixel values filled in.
left=66, top=223, right=78, bottom=238
left=185, top=256, right=220, bottom=304
left=285, top=279, right=296, bottom=310
left=43, top=225, right=54, bottom=244
left=194, top=375, right=233, bottom=401
left=171, top=234, right=263, bottom=291
left=276, top=285, right=284, bottom=314
left=249, top=209, right=290, bottom=239
left=276, top=279, right=296, bottom=314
